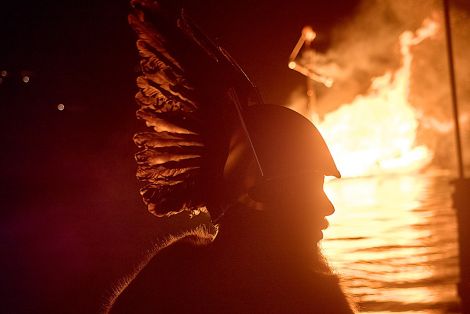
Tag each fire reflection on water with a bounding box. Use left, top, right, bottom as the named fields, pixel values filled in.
left=322, top=174, right=460, bottom=313
left=289, top=15, right=464, bottom=313
left=285, top=8, right=466, bottom=311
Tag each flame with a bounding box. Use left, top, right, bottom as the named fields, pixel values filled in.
left=316, top=18, right=438, bottom=177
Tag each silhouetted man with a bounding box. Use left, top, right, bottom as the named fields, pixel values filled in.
left=105, top=1, right=355, bottom=312
left=105, top=104, right=355, bottom=313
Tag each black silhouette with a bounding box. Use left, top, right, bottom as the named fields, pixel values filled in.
left=104, top=1, right=355, bottom=313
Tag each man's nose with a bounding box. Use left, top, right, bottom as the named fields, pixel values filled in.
left=322, top=193, right=335, bottom=216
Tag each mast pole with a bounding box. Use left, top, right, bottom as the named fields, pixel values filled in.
left=443, top=0, right=464, bottom=179
left=443, top=1, right=470, bottom=312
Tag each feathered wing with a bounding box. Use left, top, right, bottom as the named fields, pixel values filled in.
left=129, top=1, right=211, bottom=218
left=128, top=0, right=256, bottom=219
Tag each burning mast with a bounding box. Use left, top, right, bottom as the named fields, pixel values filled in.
left=288, top=26, right=333, bottom=119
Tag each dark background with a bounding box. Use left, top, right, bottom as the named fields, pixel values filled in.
left=0, top=0, right=362, bottom=312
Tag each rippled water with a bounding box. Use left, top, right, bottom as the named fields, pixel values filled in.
left=322, top=173, right=461, bottom=313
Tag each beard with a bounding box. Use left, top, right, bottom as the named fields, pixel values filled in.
left=313, top=244, right=335, bottom=274
left=207, top=200, right=336, bottom=276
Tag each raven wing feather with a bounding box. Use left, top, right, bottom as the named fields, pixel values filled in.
left=128, top=0, right=253, bottom=218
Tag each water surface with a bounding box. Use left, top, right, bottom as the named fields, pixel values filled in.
left=322, top=173, right=460, bottom=313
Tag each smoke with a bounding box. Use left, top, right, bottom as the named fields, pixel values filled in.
left=288, top=0, right=470, bottom=173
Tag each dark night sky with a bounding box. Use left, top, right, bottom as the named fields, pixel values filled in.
left=0, top=0, right=360, bottom=312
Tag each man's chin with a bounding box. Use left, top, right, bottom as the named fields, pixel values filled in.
left=312, top=229, right=324, bottom=243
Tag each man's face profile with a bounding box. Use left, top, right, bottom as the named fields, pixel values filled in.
left=259, top=174, right=335, bottom=245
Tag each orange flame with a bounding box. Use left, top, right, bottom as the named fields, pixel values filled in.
left=317, top=18, right=438, bottom=177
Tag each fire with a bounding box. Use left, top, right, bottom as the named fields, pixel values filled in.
left=315, top=19, right=438, bottom=177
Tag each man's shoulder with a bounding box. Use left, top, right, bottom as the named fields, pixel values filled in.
left=104, top=230, right=213, bottom=313
left=141, top=225, right=215, bottom=273
left=156, top=233, right=209, bottom=262
left=126, top=231, right=212, bottom=283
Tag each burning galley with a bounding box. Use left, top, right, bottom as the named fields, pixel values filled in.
left=287, top=17, right=466, bottom=178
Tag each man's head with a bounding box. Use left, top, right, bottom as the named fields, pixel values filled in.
left=222, top=104, right=339, bottom=245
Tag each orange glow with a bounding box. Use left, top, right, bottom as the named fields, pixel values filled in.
left=302, top=26, right=316, bottom=42
left=316, top=18, right=438, bottom=177
left=288, top=61, right=297, bottom=69
left=296, top=17, right=461, bottom=311
left=322, top=174, right=459, bottom=311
